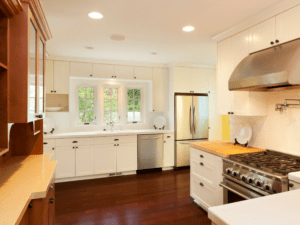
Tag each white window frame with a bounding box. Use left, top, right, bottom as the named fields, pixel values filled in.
left=126, top=85, right=144, bottom=124
left=76, top=84, right=98, bottom=125
left=101, top=85, right=122, bottom=125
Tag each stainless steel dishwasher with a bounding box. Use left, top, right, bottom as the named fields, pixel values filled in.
left=137, top=134, right=163, bottom=171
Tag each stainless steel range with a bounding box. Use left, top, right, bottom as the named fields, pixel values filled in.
left=221, top=150, right=300, bottom=203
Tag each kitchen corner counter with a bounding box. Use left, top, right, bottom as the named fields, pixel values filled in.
left=190, top=141, right=265, bottom=158
left=0, top=154, right=56, bottom=225
left=44, top=129, right=174, bottom=139
left=208, top=189, right=300, bottom=225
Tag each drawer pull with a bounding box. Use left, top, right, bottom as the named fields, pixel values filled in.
left=114, top=139, right=119, bottom=141
left=167, top=136, right=171, bottom=138
left=43, top=142, right=48, bottom=145
left=28, top=202, right=33, bottom=208
left=200, top=182, right=204, bottom=187
left=52, top=148, right=55, bottom=150
left=72, top=141, right=78, bottom=143
left=200, top=162, right=204, bottom=166
left=200, top=155, right=204, bottom=158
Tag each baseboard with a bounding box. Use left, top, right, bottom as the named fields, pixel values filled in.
left=174, top=166, right=190, bottom=170
left=55, top=171, right=137, bottom=183
left=137, top=168, right=162, bottom=174
left=162, top=166, right=174, bottom=171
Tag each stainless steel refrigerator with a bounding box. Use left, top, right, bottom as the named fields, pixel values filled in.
left=175, top=94, right=209, bottom=167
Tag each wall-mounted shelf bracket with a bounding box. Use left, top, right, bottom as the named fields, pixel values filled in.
left=275, top=99, right=300, bottom=112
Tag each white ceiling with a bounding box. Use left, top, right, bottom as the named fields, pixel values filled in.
left=41, top=0, right=281, bottom=65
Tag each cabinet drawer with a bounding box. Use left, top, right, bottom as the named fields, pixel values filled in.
left=190, top=147, right=216, bottom=166
left=289, top=181, right=300, bottom=191
left=43, top=139, right=56, bottom=148
left=164, top=133, right=174, bottom=141
left=191, top=157, right=216, bottom=185
left=191, top=173, right=215, bottom=210
left=56, top=138, right=94, bottom=147
left=95, top=135, right=137, bottom=145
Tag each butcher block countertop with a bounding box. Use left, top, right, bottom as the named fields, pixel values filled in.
left=0, top=154, right=56, bottom=225
left=190, top=141, right=265, bottom=158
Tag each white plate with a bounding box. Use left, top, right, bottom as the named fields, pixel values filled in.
left=233, top=123, right=252, bottom=145
left=43, top=118, right=55, bottom=133
left=46, top=107, right=63, bottom=112
left=153, top=116, right=166, bottom=129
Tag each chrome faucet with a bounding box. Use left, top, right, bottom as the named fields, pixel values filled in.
left=107, top=121, right=114, bottom=131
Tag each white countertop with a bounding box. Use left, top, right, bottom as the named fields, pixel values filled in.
left=208, top=189, right=300, bottom=225
left=44, top=129, right=174, bottom=139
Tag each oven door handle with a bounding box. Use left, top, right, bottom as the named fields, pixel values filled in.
left=219, top=182, right=251, bottom=200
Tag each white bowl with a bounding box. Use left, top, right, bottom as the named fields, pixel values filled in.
left=46, top=107, right=63, bottom=112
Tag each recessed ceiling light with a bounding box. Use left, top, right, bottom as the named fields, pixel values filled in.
left=110, top=34, right=126, bottom=41
left=85, top=46, right=94, bottom=50
left=88, top=12, right=103, bottom=19
left=182, top=26, right=195, bottom=32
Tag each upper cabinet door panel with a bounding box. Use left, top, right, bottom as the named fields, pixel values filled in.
left=53, top=61, right=70, bottom=94
left=29, top=20, right=37, bottom=121
left=38, top=38, right=45, bottom=114
left=249, top=17, right=276, bottom=53
left=133, top=67, right=153, bottom=80
left=276, top=5, right=300, bottom=44
left=233, top=29, right=250, bottom=67
left=208, top=69, right=216, bottom=94
left=190, top=68, right=210, bottom=93
left=93, top=64, right=114, bottom=78
left=45, top=60, right=54, bottom=94
left=70, top=62, right=93, bottom=78
left=152, top=68, right=169, bottom=112
left=174, top=67, right=191, bottom=93
left=114, top=65, right=134, bottom=79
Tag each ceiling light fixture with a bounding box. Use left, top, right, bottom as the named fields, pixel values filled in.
left=88, top=12, right=103, bottom=19
left=182, top=26, right=195, bottom=32
left=110, top=34, right=126, bottom=41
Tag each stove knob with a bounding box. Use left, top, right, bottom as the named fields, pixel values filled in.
left=263, top=184, right=272, bottom=192
left=247, top=177, right=255, bottom=184
left=255, top=180, right=264, bottom=187
left=241, top=174, right=248, bottom=182
left=232, top=170, right=240, bottom=177
left=226, top=168, right=233, bottom=175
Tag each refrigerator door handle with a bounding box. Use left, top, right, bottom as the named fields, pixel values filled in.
left=193, top=106, right=196, bottom=134
left=189, top=106, right=193, bottom=134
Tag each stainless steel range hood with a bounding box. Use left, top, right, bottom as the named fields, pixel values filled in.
left=229, top=38, right=300, bottom=92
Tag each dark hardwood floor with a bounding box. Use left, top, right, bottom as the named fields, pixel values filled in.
left=55, top=169, right=211, bottom=225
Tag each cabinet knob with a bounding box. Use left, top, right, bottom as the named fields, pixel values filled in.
left=275, top=40, right=280, bottom=44
left=134, top=77, right=136, bottom=79
left=28, top=202, right=33, bottom=208
left=52, top=148, right=55, bottom=150
left=90, top=74, right=93, bottom=77
left=49, top=185, right=54, bottom=191
left=51, top=90, right=53, bottom=93
left=49, top=197, right=54, bottom=204
left=200, top=155, right=204, bottom=158
left=54, top=90, right=57, bottom=93
left=153, top=110, right=155, bottom=112
left=200, top=162, right=204, bottom=166
left=290, top=183, right=294, bottom=188
left=271, top=41, right=274, bottom=45
left=35, top=114, right=43, bottom=118
left=200, top=182, right=204, bottom=187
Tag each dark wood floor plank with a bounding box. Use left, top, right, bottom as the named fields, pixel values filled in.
left=55, top=169, right=211, bottom=225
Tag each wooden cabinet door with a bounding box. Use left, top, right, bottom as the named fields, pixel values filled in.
left=217, top=38, right=234, bottom=115
left=45, top=60, right=54, bottom=94
left=94, top=144, right=117, bottom=174
left=163, top=140, right=174, bottom=167
left=190, top=68, right=210, bottom=93
left=276, top=4, right=300, bottom=45
left=44, top=147, right=56, bottom=161
left=19, top=208, right=29, bottom=225
left=70, top=62, right=93, bottom=78
left=93, top=63, right=114, bottom=78
left=53, top=61, right=69, bottom=94
left=152, top=68, right=168, bottom=112
left=75, top=145, right=94, bottom=177
left=114, top=65, right=134, bottom=79
left=116, top=143, right=137, bottom=172
left=55, top=147, right=76, bottom=178
left=133, top=67, right=153, bottom=80
left=174, top=67, right=191, bottom=93
left=249, top=17, right=276, bottom=53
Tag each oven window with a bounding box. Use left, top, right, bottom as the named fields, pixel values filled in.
left=228, top=189, right=247, bottom=204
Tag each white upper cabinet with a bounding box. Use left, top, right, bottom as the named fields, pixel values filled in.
left=114, top=65, right=134, bottom=79
left=53, top=61, right=70, bottom=94
left=276, top=4, right=300, bottom=45
left=152, top=68, right=169, bottom=112
left=173, top=67, right=191, bottom=93
left=209, top=69, right=216, bottom=94
left=249, top=17, right=276, bottom=53
left=70, top=62, right=93, bottom=78
left=45, top=60, right=54, bottom=94
left=217, top=38, right=234, bottom=115
left=190, top=68, right=211, bottom=94
left=93, top=64, right=114, bottom=79
left=133, top=67, right=153, bottom=80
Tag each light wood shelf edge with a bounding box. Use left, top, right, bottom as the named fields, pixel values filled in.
left=0, top=148, right=9, bottom=157
left=0, top=62, right=8, bottom=70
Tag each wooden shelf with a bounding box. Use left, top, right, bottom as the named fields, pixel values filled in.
left=0, top=148, right=9, bottom=157
left=0, top=62, right=7, bottom=70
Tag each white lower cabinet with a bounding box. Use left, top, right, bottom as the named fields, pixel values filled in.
left=163, top=134, right=174, bottom=167
left=55, top=147, right=76, bottom=179
left=190, top=147, right=223, bottom=211
left=76, top=146, right=95, bottom=177
left=44, top=147, right=56, bottom=161
left=117, top=143, right=137, bottom=172
left=94, top=144, right=117, bottom=174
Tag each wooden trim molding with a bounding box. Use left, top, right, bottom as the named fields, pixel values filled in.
left=21, top=0, right=52, bottom=40
left=0, top=0, right=23, bottom=17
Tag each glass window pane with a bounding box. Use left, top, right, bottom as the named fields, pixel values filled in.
left=78, top=87, right=86, bottom=98
left=127, top=100, right=134, bottom=111
left=104, top=88, right=111, bottom=99
left=87, top=99, right=94, bottom=111
left=104, top=100, right=111, bottom=111
left=86, top=87, right=94, bottom=98
left=127, top=112, right=134, bottom=122
left=112, top=112, right=118, bottom=122
left=104, top=111, right=111, bottom=123
left=112, top=88, right=118, bottom=99
left=134, top=100, right=140, bottom=111
left=112, top=100, right=118, bottom=111
left=79, top=99, right=85, bottom=111
left=87, top=111, right=95, bottom=123
left=39, top=38, right=44, bottom=114
left=127, top=89, right=133, bottom=99
left=79, top=111, right=86, bottom=123
left=135, top=112, right=141, bottom=121
left=134, top=89, right=141, bottom=99
left=29, top=21, right=36, bottom=114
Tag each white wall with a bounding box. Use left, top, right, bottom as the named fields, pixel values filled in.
left=231, top=89, right=300, bottom=156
